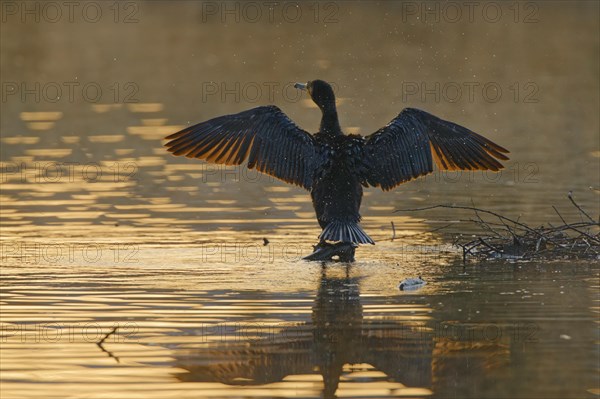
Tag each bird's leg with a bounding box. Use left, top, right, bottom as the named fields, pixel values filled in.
left=336, top=242, right=356, bottom=263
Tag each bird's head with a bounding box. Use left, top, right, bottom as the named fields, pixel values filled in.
left=295, top=80, right=336, bottom=111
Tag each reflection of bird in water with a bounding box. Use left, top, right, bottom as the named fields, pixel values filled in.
left=165, top=80, right=509, bottom=260
left=312, top=265, right=364, bottom=397
left=175, top=265, right=434, bottom=398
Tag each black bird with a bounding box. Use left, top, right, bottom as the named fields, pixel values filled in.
left=164, top=80, right=509, bottom=253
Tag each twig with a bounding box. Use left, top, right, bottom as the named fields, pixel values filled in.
left=97, top=327, right=120, bottom=363
left=393, top=222, right=455, bottom=241
left=396, top=204, right=557, bottom=244
left=397, top=195, right=599, bottom=261
left=478, top=237, right=503, bottom=254
left=427, top=223, right=455, bottom=234
left=535, top=237, right=545, bottom=252
left=568, top=191, right=596, bottom=224
left=552, top=206, right=600, bottom=244
left=470, top=199, right=502, bottom=238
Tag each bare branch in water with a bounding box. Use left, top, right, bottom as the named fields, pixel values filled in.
left=568, top=191, right=596, bottom=223
left=552, top=205, right=600, bottom=244
left=97, top=327, right=120, bottom=363
left=396, top=193, right=599, bottom=261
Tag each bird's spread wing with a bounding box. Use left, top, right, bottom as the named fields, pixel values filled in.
left=362, top=108, right=510, bottom=191
left=164, top=105, right=320, bottom=190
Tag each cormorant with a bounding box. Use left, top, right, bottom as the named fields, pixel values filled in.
left=164, top=79, right=509, bottom=259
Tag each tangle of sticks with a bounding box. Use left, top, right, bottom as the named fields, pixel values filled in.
left=397, top=192, right=599, bottom=261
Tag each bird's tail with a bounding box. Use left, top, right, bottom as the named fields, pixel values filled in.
left=319, top=221, right=375, bottom=245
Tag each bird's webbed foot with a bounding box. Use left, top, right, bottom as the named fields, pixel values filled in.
left=303, top=241, right=356, bottom=262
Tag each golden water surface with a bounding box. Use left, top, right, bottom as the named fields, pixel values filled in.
left=1, top=2, right=599, bottom=398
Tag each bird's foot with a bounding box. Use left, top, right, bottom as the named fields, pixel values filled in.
left=303, top=242, right=356, bottom=262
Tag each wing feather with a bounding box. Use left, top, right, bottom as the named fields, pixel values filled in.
left=363, top=108, right=509, bottom=190
left=164, top=106, right=320, bottom=189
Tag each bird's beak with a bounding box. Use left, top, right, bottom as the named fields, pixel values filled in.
left=294, top=82, right=307, bottom=91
